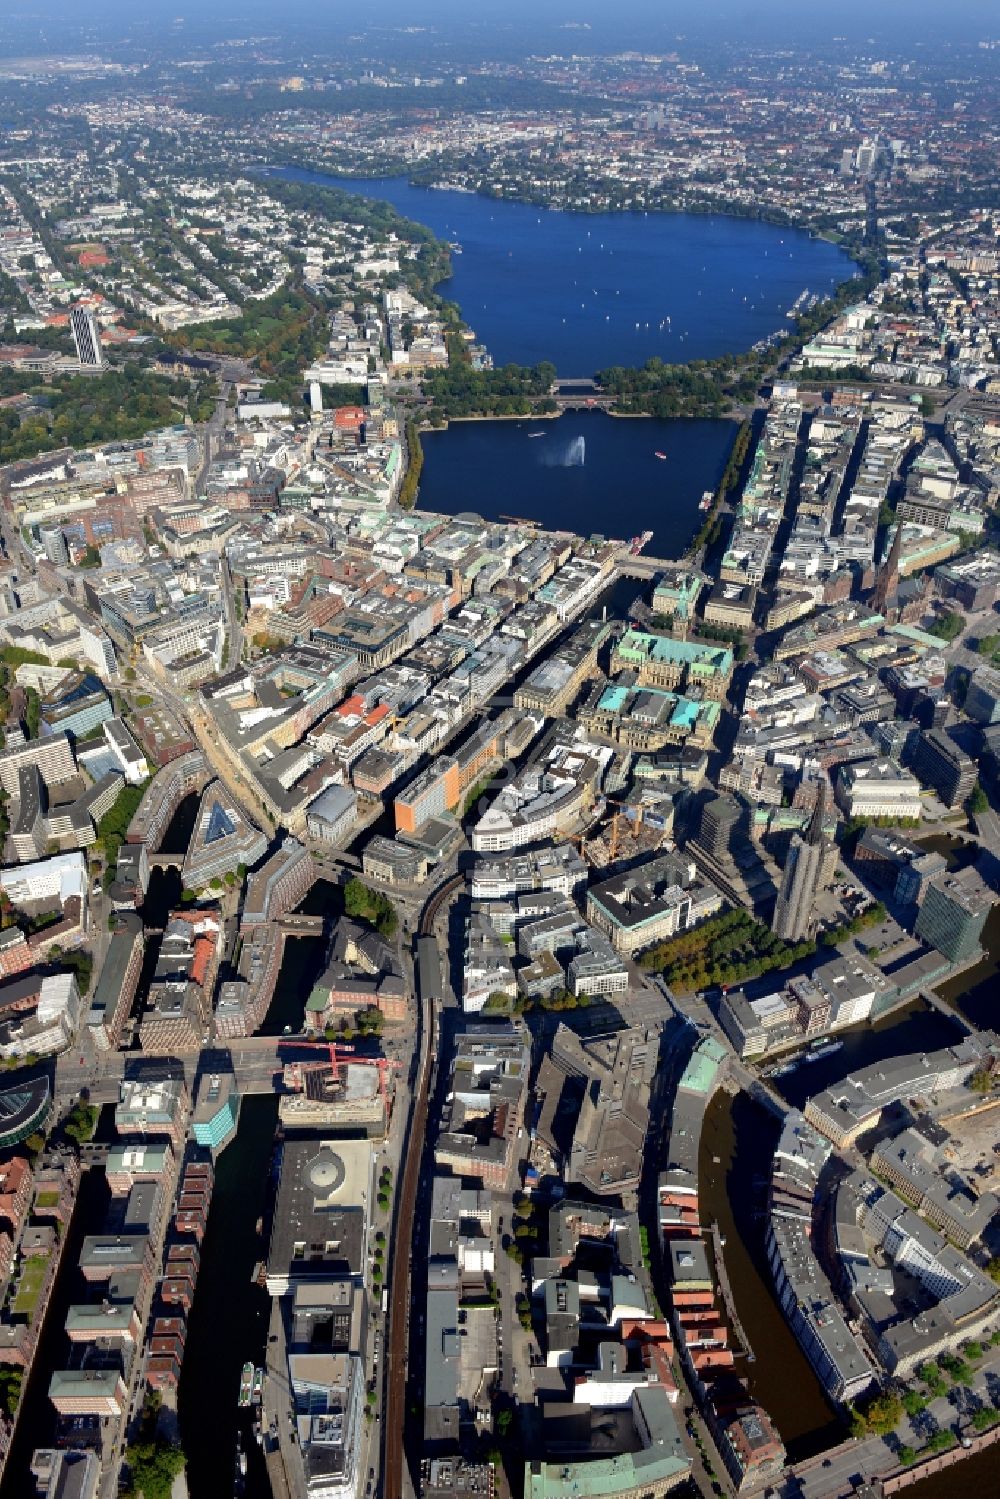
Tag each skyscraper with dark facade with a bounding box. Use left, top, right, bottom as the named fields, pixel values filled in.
left=772, top=784, right=829, bottom=942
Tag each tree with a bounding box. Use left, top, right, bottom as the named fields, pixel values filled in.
left=928, top=611, right=965, bottom=644
left=343, top=878, right=398, bottom=938
left=863, top=1390, right=902, bottom=1436
left=967, top=783, right=989, bottom=815
left=122, top=1439, right=185, bottom=1499
left=64, top=1102, right=98, bottom=1144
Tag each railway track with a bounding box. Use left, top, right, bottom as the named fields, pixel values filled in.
left=382, top=872, right=462, bottom=1499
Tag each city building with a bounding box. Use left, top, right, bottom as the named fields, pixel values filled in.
left=835, top=759, right=923, bottom=822
left=771, top=786, right=829, bottom=943
left=586, top=854, right=722, bottom=957
left=182, top=779, right=267, bottom=889
left=191, top=1070, right=240, bottom=1152
left=909, top=728, right=977, bottom=809
left=914, top=868, right=995, bottom=963
left=69, top=306, right=104, bottom=368
left=266, top=1138, right=371, bottom=1296
left=85, top=913, right=144, bottom=1050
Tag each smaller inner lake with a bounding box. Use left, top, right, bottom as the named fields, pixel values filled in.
left=418, top=411, right=737, bottom=556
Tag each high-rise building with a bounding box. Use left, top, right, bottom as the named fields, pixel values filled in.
left=69, top=306, right=104, bottom=368
left=915, top=869, right=994, bottom=963
left=39, top=525, right=68, bottom=565
left=772, top=784, right=829, bottom=942
left=909, top=728, right=977, bottom=810
left=694, top=794, right=740, bottom=860
left=965, top=666, right=1000, bottom=727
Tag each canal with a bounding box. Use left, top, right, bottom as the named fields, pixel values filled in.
left=260, top=877, right=338, bottom=1035
left=180, top=876, right=333, bottom=1496
left=178, top=1094, right=277, bottom=1499
left=0, top=1168, right=111, bottom=1499
left=698, top=1088, right=842, bottom=1460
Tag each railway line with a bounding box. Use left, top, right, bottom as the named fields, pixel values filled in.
left=382, top=872, right=462, bottom=1499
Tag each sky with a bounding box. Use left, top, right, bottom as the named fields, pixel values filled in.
left=2, top=0, right=999, bottom=55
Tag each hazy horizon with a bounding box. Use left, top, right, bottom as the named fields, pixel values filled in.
left=2, top=0, right=999, bottom=58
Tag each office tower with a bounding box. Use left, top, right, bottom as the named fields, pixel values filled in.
left=772, top=784, right=828, bottom=943
left=909, top=728, right=977, bottom=809
left=70, top=307, right=104, bottom=369
left=39, top=525, right=68, bottom=565
left=695, top=794, right=740, bottom=860
left=915, top=869, right=994, bottom=963
left=965, top=666, right=1000, bottom=728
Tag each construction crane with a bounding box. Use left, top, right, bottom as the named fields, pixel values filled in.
left=278, top=1038, right=400, bottom=1107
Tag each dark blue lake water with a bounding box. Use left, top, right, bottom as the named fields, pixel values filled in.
left=419, top=410, right=736, bottom=557
left=268, top=166, right=857, bottom=373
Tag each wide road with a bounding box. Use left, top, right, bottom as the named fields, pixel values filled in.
left=382, top=873, right=460, bottom=1499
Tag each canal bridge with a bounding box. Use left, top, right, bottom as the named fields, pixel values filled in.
left=148, top=851, right=183, bottom=870
left=616, top=554, right=675, bottom=581
left=275, top=912, right=325, bottom=938
left=55, top=1036, right=307, bottom=1106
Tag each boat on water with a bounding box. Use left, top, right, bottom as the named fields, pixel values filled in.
left=698, top=490, right=713, bottom=511
left=252, top=1367, right=264, bottom=1404
left=629, top=530, right=654, bottom=554
left=654, top=451, right=667, bottom=460
left=771, top=1061, right=799, bottom=1078
left=805, top=1040, right=844, bottom=1061
left=527, top=431, right=546, bottom=438
left=238, top=1362, right=254, bottom=1408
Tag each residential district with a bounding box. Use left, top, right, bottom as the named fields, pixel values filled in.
left=3, top=25, right=1000, bottom=1499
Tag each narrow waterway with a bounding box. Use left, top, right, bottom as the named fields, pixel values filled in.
left=698, top=1089, right=842, bottom=1459
left=178, top=1094, right=277, bottom=1499
left=773, top=998, right=964, bottom=1112
left=259, top=877, right=339, bottom=1035
left=0, top=1168, right=111, bottom=1499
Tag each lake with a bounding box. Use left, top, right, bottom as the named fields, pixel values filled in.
left=266, top=166, right=857, bottom=373
left=418, top=409, right=736, bottom=555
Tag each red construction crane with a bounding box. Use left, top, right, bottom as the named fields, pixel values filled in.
left=278, top=1039, right=400, bottom=1105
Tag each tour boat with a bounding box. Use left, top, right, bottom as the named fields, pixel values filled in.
left=698, top=491, right=713, bottom=511
left=252, top=1367, right=264, bottom=1403
left=805, top=1040, right=844, bottom=1061
left=654, top=451, right=667, bottom=460
left=239, top=1362, right=254, bottom=1408
left=528, top=431, right=546, bottom=438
